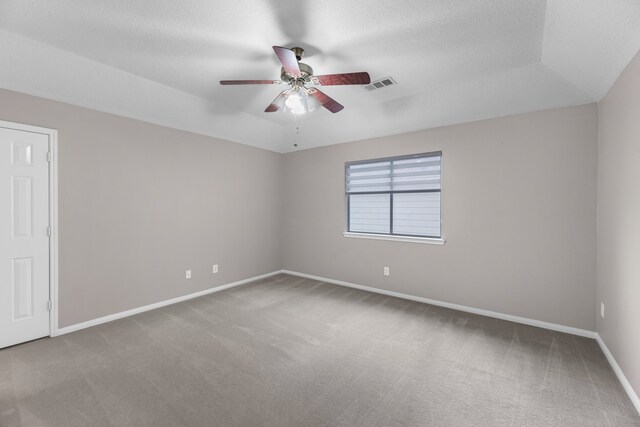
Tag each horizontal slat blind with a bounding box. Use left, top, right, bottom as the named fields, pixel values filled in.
left=346, top=154, right=441, bottom=193
left=393, top=192, right=440, bottom=237
left=346, top=152, right=441, bottom=238
left=346, top=161, right=392, bottom=192
left=348, top=194, right=391, bottom=234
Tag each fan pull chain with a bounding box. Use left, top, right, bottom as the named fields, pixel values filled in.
left=293, top=114, right=299, bottom=148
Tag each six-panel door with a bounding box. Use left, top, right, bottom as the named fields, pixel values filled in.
left=0, top=126, right=50, bottom=349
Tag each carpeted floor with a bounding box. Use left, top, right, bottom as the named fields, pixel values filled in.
left=0, top=273, right=638, bottom=426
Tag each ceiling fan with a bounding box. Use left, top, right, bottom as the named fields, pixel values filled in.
left=220, top=46, right=371, bottom=115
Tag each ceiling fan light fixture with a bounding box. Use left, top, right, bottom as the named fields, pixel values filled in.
left=284, top=87, right=319, bottom=115
left=220, top=46, right=370, bottom=114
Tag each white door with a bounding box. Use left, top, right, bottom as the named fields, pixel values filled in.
left=0, top=126, right=50, bottom=348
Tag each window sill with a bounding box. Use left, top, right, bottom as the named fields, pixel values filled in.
left=343, top=232, right=446, bottom=245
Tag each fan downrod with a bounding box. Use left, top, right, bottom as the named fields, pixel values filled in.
left=291, top=47, right=304, bottom=61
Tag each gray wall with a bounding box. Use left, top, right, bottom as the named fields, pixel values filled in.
left=282, top=105, right=598, bottom=331
left=597, top=49, right=640, bottom=398
left=0, top=89, right=282, bottom=328
left=0, top=87, right=602, bottom=335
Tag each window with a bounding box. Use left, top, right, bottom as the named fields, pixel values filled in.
left=345, top=152, right=442, bottom=239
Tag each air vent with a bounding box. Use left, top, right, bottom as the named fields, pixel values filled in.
left=364, top=77, right=397, bottom=91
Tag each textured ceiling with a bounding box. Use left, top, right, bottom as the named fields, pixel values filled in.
left=0, top=0, right=639, bottom=152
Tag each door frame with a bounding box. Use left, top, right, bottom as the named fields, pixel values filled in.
left=0, top=120, right=59, bottom=338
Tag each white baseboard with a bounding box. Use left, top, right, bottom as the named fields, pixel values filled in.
left=596, top=334, right=640, bottom=416
left=283, top=270, right=640, bottom=415
left=54, top=270, right=283, bottom=336
left=52, top=268, right=638, bottom=416
left=52, top=268, right=639, bottom=416
left=286, top=270, right=637, bottom=415
left=281, top=270, right=596, bottom=339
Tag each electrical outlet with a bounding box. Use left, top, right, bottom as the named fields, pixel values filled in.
left=186, top=269, right=191, bottom=279
left=212, top=264, right=219, bottom=274
left=601, top=302, right=605, bottom=318
left=383, top=266, right=390, bottom=276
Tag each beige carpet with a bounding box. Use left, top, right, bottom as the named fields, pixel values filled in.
left=0, top=273, right=638, bottom=426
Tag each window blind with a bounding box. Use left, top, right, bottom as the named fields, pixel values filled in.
left=346, top=152, right=441, bottom=238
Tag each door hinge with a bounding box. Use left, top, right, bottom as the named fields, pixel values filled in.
left=47, top=300, right=52, bottom=311
left=47, top=152, right=52, bottom=162
left=47, top=226, right=52, bottom=237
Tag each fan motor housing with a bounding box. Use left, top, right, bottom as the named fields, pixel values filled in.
left=281, top=62, right=313, bottom=83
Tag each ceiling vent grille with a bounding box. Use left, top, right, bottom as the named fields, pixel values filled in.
left=364, top=77, right=397, bottom=91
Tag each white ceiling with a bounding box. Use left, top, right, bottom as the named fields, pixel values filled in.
left=1, top=0, right=639, bottom=153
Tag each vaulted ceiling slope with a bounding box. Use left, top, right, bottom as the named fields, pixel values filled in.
left=1, top=1, right=639, bottom=153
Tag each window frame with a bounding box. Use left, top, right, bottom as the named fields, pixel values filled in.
left=345, top=151, right=443, bottom=240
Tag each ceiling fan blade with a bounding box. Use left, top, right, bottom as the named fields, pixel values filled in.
left=273, top=46, right=302, bottom=77
left=265, top=91, right=288, bottom=112
left=313, top=72, right=371, bottom=86
left=220, top=80, right=280, bottom=85
left=308, top=88, right=344, bottom=113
